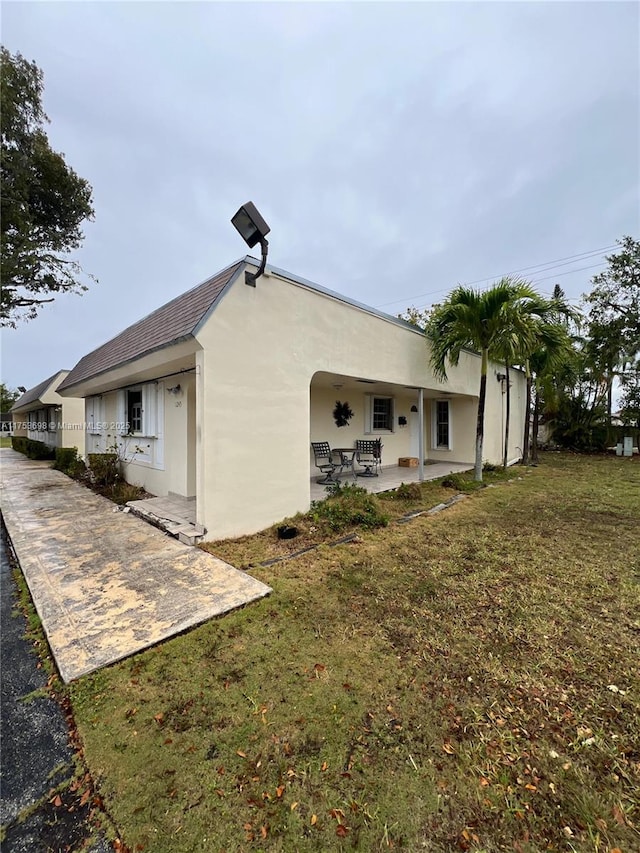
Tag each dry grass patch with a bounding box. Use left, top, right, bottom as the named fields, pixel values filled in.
left=200, top=468, right=515, bottom=568
left=70, top=454, right=640, bottom=852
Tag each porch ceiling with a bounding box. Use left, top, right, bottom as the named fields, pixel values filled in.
left=310, top=371, right=466, bottom=399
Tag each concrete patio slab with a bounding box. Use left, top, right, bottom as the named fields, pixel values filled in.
left=310, top=460, right=473, bottom=503
left=0, top=449, right=271, bottom=683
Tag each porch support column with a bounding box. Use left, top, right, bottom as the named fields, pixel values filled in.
left=418, top=388, right=424, bottom=482
left=195, top=350, right=206, bottom=531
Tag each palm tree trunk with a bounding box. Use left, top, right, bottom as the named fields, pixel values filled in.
left=532, top=381, right=540, bottom=463
left=503, top=361, right=511, bottom=469
left=475, top=349, right=488, bottom=481
left=523, top=359, right=532, bottom=464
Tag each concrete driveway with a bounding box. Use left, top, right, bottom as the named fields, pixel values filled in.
left=0, top=449, right=271, bottom=683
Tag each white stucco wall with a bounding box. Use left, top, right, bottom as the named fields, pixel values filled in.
left=85, top=373, right=196, bottom=498
left=195, top=266, right=527, bottom=540
left=11, top=371, right=85, bottom=455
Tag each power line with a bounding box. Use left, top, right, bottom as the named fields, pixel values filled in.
left=403, top=261, right=607, bottom=315
left=529, top=261, right=607, bottom=285
left=374, top=243, right=617, bottom=310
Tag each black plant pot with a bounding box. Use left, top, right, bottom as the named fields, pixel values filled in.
left=277, top=525, right=298, bottom=540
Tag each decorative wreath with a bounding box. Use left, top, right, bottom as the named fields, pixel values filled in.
left=333, top=400, right=354, bottom=428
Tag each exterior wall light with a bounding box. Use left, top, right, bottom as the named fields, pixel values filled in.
left=231, top=201, right=271, bottom=287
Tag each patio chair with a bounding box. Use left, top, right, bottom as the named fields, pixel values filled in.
left=311, top=441, right=337, bottom=484
left=355, top=439, right=383, bottom=477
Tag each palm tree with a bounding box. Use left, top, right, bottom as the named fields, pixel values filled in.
left=520, top=289, right=580, bottom=463
left=493, top=304, right=537, bottom=468
left=427, top=277, right=537, bottom=481
left=528, top=323, right=574, bottom=462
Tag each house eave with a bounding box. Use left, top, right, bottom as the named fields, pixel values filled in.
left=58, top=337, right=201, bottom=398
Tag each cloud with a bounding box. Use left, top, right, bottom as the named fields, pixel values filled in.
left=1, top=0, right=638, bottom=388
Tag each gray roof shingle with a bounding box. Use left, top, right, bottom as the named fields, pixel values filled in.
left=11, top=371, right=65, bottom=411
left=58, top=261, right=243, bottom=392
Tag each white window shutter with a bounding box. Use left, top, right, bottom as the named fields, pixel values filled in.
left=142, top=384, right=157, bottom=437
left=155, top=383, right=165, bottom=469
left=117, top=391, right=126, bottom=435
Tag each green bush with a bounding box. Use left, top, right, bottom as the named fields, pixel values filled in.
left=53, top=446, right=87, bottom=479
left=88, top=452, right=120, bottom=487
left=11, top=436, right=27, bottom=454
left=54, top=446, right=77, bottom=472
left=23, top=438, right=55, bottom=460
left=551, top=396, right=608, bottom=452
left=311, top=483, right=388, bottom=532
left=394, top=481, right=422, bottom=501
left=441, top=473, right=474, bottom=492
left=110, top=481, right=146, bottom=505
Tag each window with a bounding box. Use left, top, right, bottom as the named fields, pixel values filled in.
left=127, top=389, right=143, bottom=434
left=366, top=395, right=394, bottom=433
left=432, top=400, right=451, bottom=449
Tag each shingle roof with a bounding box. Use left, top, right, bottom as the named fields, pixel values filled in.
left=58, top=261, right=243, bottom=392
left=11, top=371, right=65, bottom=411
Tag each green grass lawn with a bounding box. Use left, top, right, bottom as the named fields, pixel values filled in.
left=69, top=453, right=640, bottom=852
left=0, top=436, right=12, bottom=448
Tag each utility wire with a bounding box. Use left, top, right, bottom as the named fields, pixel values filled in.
left=375, top=243, right=617, bottom=310
left=403, top=262, right=607, bottom=314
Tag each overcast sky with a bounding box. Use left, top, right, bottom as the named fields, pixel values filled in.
left=2, top=0, right=638, bottom=391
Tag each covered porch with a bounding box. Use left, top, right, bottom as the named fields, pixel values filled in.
left=309, top=459, right=473, bottom=502
left=309, top=370, right=477, bottom=484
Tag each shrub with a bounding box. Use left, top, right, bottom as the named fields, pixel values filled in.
left=441, top=473, right=474, bottom=492
left=53, top=446, right=87, bottom=479
left=394, top=482, right=422, bottom=501
left=54, top=446, right=77, bottom=472
left=88, top=452, right=120, bottom=487
left=11, top=436, right=27, bottom=454
left=311, top=483, right=388, bottom=532
left=25, top=438, right=55, bottom=460
left=110, top=481, right=146, bottom=505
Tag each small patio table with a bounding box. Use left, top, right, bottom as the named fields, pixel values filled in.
left=331, top=447, right=357, bottom=480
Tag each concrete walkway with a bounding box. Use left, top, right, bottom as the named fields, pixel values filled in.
left=0, top=449, right=271, bottom=683
left=1, top=529, right=110, bottom=851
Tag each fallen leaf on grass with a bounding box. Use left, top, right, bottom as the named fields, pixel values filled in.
left=443, top=742, right=456, bottom=754
left=336, top=825, right=349, bottom=837
left=310, top=814, right=317, bottom=826
left=51, top=794, right=62, bottom=807
left=236, top=750, right=247, bottom=758
left=612, top=804, right=627, bottom=825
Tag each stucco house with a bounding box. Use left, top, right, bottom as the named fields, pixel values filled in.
left=11, top=370, right=85, bottom=456
left=57, top=257, right=526, bottom=541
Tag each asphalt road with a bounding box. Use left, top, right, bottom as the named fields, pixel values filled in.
left=0, top=523, right=111, bottom=853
